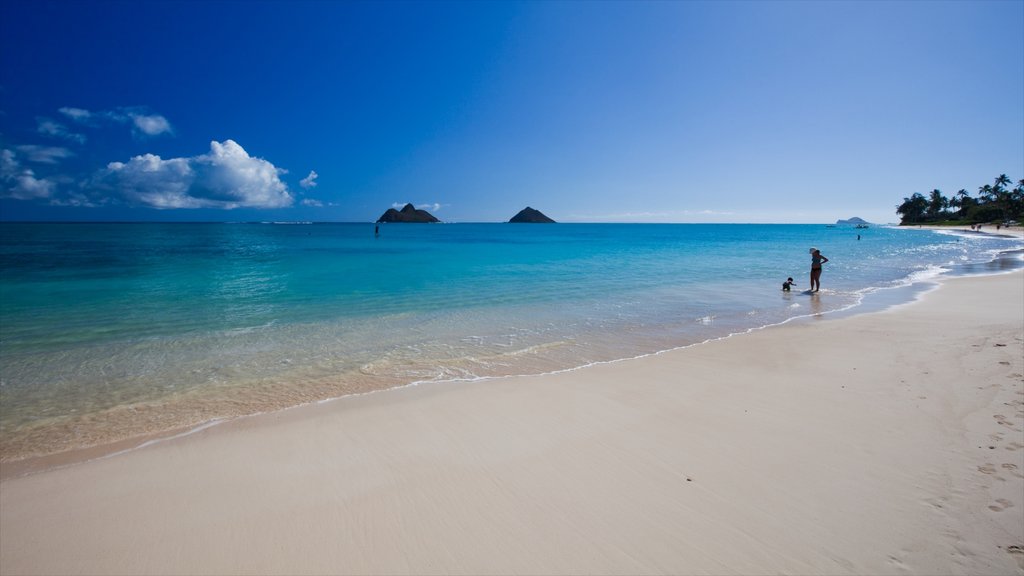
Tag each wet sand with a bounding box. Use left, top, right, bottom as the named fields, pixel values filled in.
left=2, top=271, right=1022, bottom=575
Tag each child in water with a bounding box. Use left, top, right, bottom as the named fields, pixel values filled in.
left=782, top=277, right=796, bottom=291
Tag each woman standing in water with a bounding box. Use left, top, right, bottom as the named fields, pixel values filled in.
left=809, top=248, right=829, bottom=292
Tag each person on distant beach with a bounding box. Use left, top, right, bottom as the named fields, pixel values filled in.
left=782, top=277, right=796, bottom=291
left=809, top=248, right=828, bottom=292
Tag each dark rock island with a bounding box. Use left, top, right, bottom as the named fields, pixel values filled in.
left=509, top=207, right=556, bottom=223
left=377, top=203, right=440, bottom=223
left=836, top=217, right=870, bottom=226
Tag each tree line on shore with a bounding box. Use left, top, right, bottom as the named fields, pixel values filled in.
left=896, top=174, right=1023, bottom=225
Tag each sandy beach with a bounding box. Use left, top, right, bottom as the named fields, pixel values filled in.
left=916, top=224, right=1024, bottom=239
left=2, top=270, right=1022, bottom=575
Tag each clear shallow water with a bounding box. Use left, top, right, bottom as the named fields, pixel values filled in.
left=1, top=222, right=1021, bottom=461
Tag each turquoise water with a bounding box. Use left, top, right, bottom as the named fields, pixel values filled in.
left=1, top=222, right=1021, bottom=460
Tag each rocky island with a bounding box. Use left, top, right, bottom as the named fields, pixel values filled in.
left=377, top=203, right=440, bottom=223
left=836, top=217, right=870, bottom=226
left=509, top=207, right=556, bottom=223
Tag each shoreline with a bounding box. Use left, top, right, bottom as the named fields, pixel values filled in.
left=2, top=269, right=1021, bottom=574
left=912, top=223, right=1024, bottom=239
left=3, top=223, right=1021, bottom=472
left=3, top=243, right=1022, bottom=480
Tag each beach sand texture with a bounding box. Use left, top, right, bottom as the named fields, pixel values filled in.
left=2, top=271, right=1022, bottom=575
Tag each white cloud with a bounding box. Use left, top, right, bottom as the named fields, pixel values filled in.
left=300, top=198, right=323, bottom=207
left=59, top=107, right=94, bottom=123
left=15, top=145, right=74, bottom=164
left=1, top=149, right=56, bottom=200
left=49, top=191, right=103, bottom=208
left=101, top=154, right=193, bottom=208
left=299, top=170, right=318, bottom=189
left=53, top=107, right=173, bottom=137
left=128, top=113, right=172, bottom=136
left=97, top=139, right=293, bottom=209
left=391, top=202, right=443, bottom=212
left=36, top=118, right=86, bottom=144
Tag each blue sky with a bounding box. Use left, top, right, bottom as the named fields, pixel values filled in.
left=1, top=0, right=1021, bottom=223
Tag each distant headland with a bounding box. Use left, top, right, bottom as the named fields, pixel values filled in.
left=509, top=207, right=556, bottom=223
left=377, top=204, right=440, bottom=223
left=835, top=217, right=870, bottom=226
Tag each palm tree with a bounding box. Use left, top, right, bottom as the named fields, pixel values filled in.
left=948, top=190, right=962, bottom=212
left=995, top=174, right=1012, bottom=191
left=978, top=184, right=995, bottom=203
left=992, top=177, right=1014, bottom=222
left=897, top=175, right=1021, bottom=225
left=897, top=193, right=928, bottom=224
left=951, top=189, right=972, bottom=218
left=927, top=189, right=947, bottom=218
left=1012, top=180, right=1024, bottom=220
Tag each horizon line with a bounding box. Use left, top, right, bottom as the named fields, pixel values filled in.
left=0, top=220, right=893, bottom=226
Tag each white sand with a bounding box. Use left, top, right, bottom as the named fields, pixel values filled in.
left=916, top=223, right=1024, bottom=239
left=2, top=271, right=1022, bottom=575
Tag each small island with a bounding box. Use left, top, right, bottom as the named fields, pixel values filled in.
left=509, top=207, right=556, bottom=223
left=836, top=217, right=870, bottom=226
left=377, top=203, right=440, bottom=223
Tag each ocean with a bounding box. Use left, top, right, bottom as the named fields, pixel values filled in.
left=1, top=222, right=1021, bottom=463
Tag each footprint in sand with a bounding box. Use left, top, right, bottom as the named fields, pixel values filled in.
left=1002, top=463, right=1024, bottom=478
left=994, top=414, right=1016, bottom=428
left=924, top=495, right=949, bottom=510
left=1008, top=442, right=1024, bottom=452
left=886, top=551, right=911, bottom=573
left=989, top=498, right=1014, bottom=512
left=979, top=464, right=998, bottom=475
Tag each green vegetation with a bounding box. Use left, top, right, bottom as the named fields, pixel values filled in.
left=896, top=174, right=1023, bottom=225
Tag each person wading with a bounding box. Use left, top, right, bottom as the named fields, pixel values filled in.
left=809, top=248, right=829, bottom=292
